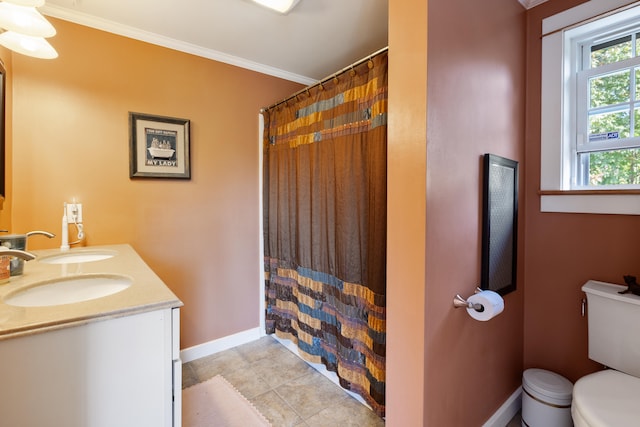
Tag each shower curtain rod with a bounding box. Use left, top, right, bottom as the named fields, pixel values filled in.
left=262, top=46, right=388, bottom=112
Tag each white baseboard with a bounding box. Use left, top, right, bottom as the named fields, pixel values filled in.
left=180, top=327, right=264, bottom=363
left=482, top=386, right=522, bottom=427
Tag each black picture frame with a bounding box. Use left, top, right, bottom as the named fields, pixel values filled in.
left=481, top=154, right=518, bottom=296
left=129, top=112, right=190, bottom=179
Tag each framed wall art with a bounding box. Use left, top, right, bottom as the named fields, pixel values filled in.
left=129, top=112, right=190, bottom=179
left=480, top=153, right=519, bottom=296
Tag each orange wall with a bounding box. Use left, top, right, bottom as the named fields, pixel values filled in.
left=6, top=18, right=303, bottom=348
left=386, top=0, right=427, bottom=424
left=387, top=0, right=526, bottom=425
left=524, top=0, right=640, bottom=382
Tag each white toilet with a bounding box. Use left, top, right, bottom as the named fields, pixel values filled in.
left=572, top=280, right=640, bottom=426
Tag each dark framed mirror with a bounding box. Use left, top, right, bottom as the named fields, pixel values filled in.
left=481, top=153, right=518, bottom=296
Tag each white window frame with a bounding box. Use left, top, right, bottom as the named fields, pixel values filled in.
left=541, top=0, right=640, bottom=215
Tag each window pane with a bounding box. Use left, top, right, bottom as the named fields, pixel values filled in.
left=580, top=148, right=640, bottom=185
left=591, top=35, right=632, bottom=68
left=636, top=105, right=640, bottom=137
left=589, top=70, right=630, bottom=108
left=588, top=109, right=630, bottom=138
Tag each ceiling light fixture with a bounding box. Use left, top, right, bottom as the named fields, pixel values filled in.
left=0, top=1, right=54, bottom=37
left=0, top=0, right=57, bottom=59
left=251, top=0, right=301, bottom=14
left=3, top=0, right=45, bottom=6
left=0, top=30, right=56, bottom=58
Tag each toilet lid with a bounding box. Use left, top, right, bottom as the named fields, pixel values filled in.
left=573, top=369, right=640, bottom=427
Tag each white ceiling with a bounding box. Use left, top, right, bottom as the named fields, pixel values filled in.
left=38, top=0, right=548, bottom=85
left=40, top=0, right=389, bottom=85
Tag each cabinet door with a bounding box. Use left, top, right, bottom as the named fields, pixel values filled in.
left=0, top=309, right=173, bottom=427
left=172, top=308, right=182, bottom=427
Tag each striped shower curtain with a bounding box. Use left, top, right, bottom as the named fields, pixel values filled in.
left=262, top=51, right=387, bottom=417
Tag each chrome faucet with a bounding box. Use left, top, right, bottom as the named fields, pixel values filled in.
left=0, top=247, right=36, bottom=261
left=26, top=230, right=55, bottom=239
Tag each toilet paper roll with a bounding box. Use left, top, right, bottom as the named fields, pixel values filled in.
left=466, top=290, right=504, bottom=321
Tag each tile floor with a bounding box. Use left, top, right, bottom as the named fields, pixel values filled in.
left=182, top=335, right=385, bottom=426
left=182, top=335, right=524, bottom=427
left=507, top=411, right=522, bottom=426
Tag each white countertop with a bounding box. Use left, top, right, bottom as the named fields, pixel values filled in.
left=0, top=244, right=182, bottom=340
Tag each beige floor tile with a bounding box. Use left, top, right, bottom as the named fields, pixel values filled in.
left=236, top=335, right=291, bottom=362
left=304, top=397, right=385, bottom=427
left=251, top=389, right=304, bottom=427
left=275, top=372, right=350, bottom=419
left=507, top=411, right=522, bottom=426
left=189, top=348, right=249, bottom=381
left=181, top=362, right=199, bottom=389
left=250, top=348, right=315, bottom=388
left=221, top=366, right=272, bottom=399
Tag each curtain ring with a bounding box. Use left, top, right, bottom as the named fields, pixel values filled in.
left=319, top=82, right=324, bottom=91
left=349, top=66, right=356, bottom=77
left=333, top=76, right=339, bottom=85
left=368, top=59, right=374, bottom=69
left=306, top=88, right=311, bottom=97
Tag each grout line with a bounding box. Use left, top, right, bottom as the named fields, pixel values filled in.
left=184, top=336, right=383, bottom=425
left=271, top=386, right=308, bottom=423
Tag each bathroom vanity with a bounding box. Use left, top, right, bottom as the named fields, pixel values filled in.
left=0, top=244, right=183, bottom=427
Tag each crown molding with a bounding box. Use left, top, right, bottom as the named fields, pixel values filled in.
left=39, top=4, right=317, bottom=86
left=39, top=1, right=546, bottom=81
left=518, top=0, right=549, bottom=9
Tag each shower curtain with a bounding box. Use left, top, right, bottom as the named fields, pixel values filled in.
left=262, top=51, right=387, bottom=417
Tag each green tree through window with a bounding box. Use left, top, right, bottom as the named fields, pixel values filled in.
left=584, top=34, right=640, bottom=185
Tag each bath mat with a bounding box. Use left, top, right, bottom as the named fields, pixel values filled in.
left=183, top=375, right=271, bottom=427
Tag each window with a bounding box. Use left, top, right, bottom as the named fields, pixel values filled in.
left=577, top=29, right=640, bottom=187
left=541, top=0, right=640, bottom=215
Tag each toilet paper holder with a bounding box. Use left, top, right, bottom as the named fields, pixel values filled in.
left=453, top=288, right=485, bottom=311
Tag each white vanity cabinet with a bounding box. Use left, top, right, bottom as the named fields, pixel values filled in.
left=0, top=307, right=181, bottom=427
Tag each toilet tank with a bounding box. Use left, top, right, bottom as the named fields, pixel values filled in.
left=582, top=280, right=640, bottom=377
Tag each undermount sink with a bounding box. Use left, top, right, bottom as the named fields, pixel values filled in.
left=3, top=274, right=132, bottom=307
left=38, top=249, right=118, bottom=265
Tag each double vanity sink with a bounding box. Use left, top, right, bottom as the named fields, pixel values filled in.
left=4, top=249, right=127, bottom=307
left=38, top=249, right=117, bottom=265
left=0, top=244, right=183, bottom=426
left=0, top=244, right=182, bottom=338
